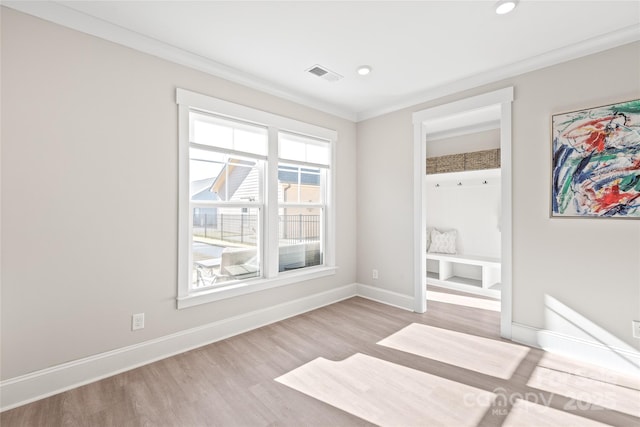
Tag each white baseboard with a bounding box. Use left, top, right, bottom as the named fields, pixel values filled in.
left=0, top=283, right=358, bottom=412
left=12, top=286, right=639, bottom=412
left=511, top=322, right=640, bottom=376
left=355, top=283, right=415, bottom=311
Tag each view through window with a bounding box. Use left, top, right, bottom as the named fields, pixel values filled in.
left=177, top=89, right=335, bottom=303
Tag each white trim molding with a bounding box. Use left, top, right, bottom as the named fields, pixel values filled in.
left=1, top=283, right=419, bottom=411
left=512, top=322, right=640, bottom=377
left=358, top=24, right=640, bottom=121
left=3, top=2, right=638, bottom=123
left=412, top=87, right=515, bottom=338
left=355, top=283, right=415, bottom=312
left=176, top=88, right=338, bottom=309
left=0, top=284, right=358, bottom=412
left=2, top=1, right=357, bottom=122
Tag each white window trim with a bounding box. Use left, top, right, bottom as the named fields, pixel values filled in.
left=176, top=88, right=337, bottom=309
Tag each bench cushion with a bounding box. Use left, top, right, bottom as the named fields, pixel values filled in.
left=428, top=229, right=457, bottom=254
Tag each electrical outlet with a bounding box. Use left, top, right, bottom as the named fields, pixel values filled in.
left=132, top=313, right=145, bottom=331
left=633, top=320, right=640, bottom=339
left=372, top=269, right=379, bottom=279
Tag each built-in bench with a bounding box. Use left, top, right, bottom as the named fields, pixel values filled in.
left=426, top=253, right=501, bottom=291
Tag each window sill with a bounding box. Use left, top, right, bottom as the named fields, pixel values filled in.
left=177, top=266, right=337, bottom=309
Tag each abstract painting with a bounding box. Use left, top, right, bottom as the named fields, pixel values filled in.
left=552, top=99, right=640, bottom=218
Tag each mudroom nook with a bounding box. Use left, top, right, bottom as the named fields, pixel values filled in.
left=425, top=129, right=502, bottom=298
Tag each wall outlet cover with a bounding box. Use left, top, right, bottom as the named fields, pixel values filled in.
left=633, top=320, right=640, bottom=339
left=132, top=313, right=145, bottom=331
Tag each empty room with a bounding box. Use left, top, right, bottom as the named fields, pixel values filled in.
left=1, top=1, right=639, bottom=426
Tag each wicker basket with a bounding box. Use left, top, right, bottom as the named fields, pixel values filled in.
left=426, top=157, right=437, bottom=174
left=426, top=148, right=500, bottom=174
left=464, top=148, right=501, bottom=171
left=435, top=153, right=465, bottom=173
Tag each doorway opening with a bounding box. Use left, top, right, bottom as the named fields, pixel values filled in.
left=412, top=87, right=514, bottom=339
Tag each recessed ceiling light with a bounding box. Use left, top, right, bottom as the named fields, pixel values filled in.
left=495, top=0, right=517, bottom=15
left=357, top=65, right=372, bottom=76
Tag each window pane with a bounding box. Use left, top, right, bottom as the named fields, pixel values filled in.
left=278, top=164, right=322, bottom=203
left=306, top=142, right=329, bottom=165
left=193, top=119, right=233, bottom=150
left=191, top=112, right=267, bottom=156
left=278, top=207, right=323, bottom=272
left=190, top=148, right=261, bottom=202
left=192, top=207, right=260, bottom=288
left=234, top=128, right=266, bottom=155
left=227, top=159, right=261, bottom=203
left=190, top=148, right=226, bottom=201
left=279, top=137, right=305, bottom=163
left=279, top=132, right=330, bottom=165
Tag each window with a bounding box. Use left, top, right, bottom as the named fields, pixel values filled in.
left=177, top=89, right=336, bottom=308
left=278, top=132, right=330, bottom=272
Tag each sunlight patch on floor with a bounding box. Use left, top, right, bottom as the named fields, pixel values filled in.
left=427, top=289, right=500, bottom=311
left=527, top=352, right=640, bottom=418
left=275, top=353, right=495, bottom=427
left=503, top=399, right=613, bottom=427
left=377, top=323, right=529, bottom=379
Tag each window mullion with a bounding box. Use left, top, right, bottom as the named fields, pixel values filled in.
left=189, top=142, right=267, bottom=161
left=265, top=126, right=280, bottom=278
left=191, top=201, right=261, bottom=209
left=297, top=166, right=302, bottom=202
left=324, top=147, right=335, bottom=266
left=279, top=203, right=324, bottom=209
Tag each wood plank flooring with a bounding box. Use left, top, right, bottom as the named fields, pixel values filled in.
left=2, top=286, right=638, bottom=426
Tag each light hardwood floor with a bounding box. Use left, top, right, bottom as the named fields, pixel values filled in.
left=2, top=286, right=638, bottom=426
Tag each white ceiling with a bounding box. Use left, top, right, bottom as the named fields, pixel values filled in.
left=5, top=1, right=640, bottom=121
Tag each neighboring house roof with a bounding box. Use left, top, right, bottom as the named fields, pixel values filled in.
left=191, top=177, right=220, bottom=201
left=211, top=159, right=255, bottom=201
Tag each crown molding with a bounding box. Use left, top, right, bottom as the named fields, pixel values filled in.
left=3, top=2, right=639, bottom=124
left=1, top=1, right=358, bottom=122
left=357, top=24, right=640, bottom=122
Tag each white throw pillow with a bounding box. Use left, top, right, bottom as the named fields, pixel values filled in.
left=428, top=229, right=457, bottom=254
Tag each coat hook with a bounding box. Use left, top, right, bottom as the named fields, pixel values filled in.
left=483, top=180, right=488, bottom=184
left=435, top=183, right=440, bottom=188
left=457, top=182, right=462, bottom=186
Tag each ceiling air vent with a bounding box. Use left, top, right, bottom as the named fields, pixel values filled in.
left=306, top=64, right=343, bottom=82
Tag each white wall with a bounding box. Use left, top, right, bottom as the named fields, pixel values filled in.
left=426, top=176, right=501, bottom=258
left=357, top=111, right=415, bottom=294
left=0, top=8, right=357, bottom=380
left=426, top=128, right=500, bottom=157
left=358, top=41, right=640, bottom=355
left=509, top=43, right=640, bottom=359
